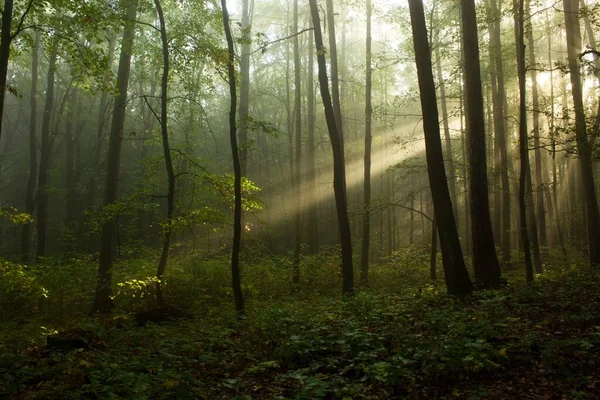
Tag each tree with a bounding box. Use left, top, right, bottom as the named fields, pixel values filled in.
left=562, top=0, right=600, bottom=267
left=514, top=0, right=534, bottom=281
left=0, top=0, right=33, bottom=140
left=460, top=0, right=502, bottom=288
left=360, top=0, right=372, bottom=285
left=21, top=31, right=39, bottom=262
left=309, top=0, right=353, bottom=296
left=408, top=0, right=473, bottom=297
left=90, top=0, right=139, bottom=314
left=292, top=0, right=301, bottom=285
left=154, top=0, right=176, bottom=307
left=306, top=18, right=318, bottom=253
left=238, top=0, right=252, bottom=177
left=487, top=0, right=512, bottom=265
left=221, top=0, right=245, bottom=313
left=36, top=39, right=58, bottom=260
left=325, top=0, right=344, bottom=150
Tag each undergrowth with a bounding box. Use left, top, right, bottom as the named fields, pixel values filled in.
left=1, top=248, right=600, bottom=399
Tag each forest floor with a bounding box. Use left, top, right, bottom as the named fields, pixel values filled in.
left=1, top=255, right=600, bottom=399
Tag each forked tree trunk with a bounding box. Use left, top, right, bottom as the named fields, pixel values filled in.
left=461, top=0, right=502, bottom=287
left=409, top=0, right=473, bottom=297
left=309, top=0, right=354, bottom=295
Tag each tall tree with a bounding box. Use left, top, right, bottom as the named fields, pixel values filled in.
left=460, top=0, right=502, bottom=287
left=238, top=0, right=253, bottom=177
left=306, top=18, right=318, bottom=253
left=488, top=0, right=511, bottom=265
left=563, top=0, right=600, bottom=266
left=90, top=0, right=139, bottom=314
left=408, top=0, right=473, bottom=297
left=434, top=6, right=458, bottom=226
left=292, top=0, right=302, bottom=285
left=514, top=0, right=534, bottom=281
left=36, top=41, right=58, bottom=260
left=360, top=0, right=372, bottom=285
left=309, top=0, right=353, bottom=295
left=526, top=9, right=547, bottom=251
left=222, top=0, right=245, bottom=313
left=21, top=31, right=39, bottom=262
left=154, top=0, right=176, bottom=307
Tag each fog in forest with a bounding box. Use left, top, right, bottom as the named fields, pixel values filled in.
left=2, top=0, right=600, bottom=398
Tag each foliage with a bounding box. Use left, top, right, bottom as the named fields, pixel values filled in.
left=2, top=253, right=600, bottom=399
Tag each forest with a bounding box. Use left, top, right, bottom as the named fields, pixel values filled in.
left=1, top=0, right=600, bottom=398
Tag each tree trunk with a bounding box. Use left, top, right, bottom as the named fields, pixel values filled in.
left=64, top=88, right=78, bottom=251
left=222, top=0, right=245, bottom=313
left=325, top=0, right=344, bottom=150
left=307, top=18, right=318, bottom=254
left=489, top=0, right=512, bottom=265
left=238, top=0, right=252, bottom=177
left=310, top=0, right=354, bottom=296
left=461, top=0, right=502, bottom=287
left=36, top=43, right=58, bottom=260
left=22, top=31, right=39, bottom=262
left=360, top=0, right=372, bottom=285
left=527, top=5, right=547, bottom=251
left=292, top=0, right=302, bottom=285
left=434, top=9, right=458, bottom=226
left=409, top=0, right=473, bottom=296
left=154, top=0, right=175, bottom=307
left=90, top=0, right=138, bottom=314
left=515, top=0, right=534, bottom=281
left=563, top=0, right=600, bottom=266
left=0, top=0, right=13, bottom=140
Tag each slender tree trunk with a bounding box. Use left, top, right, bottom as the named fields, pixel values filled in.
left=434, top=11, right=458, bottom=226
left=22, top=31, right=39, bottom=262
left=238, top=0, right=252, bottom=177
left=307, top=19, right=318, bottom=254
left=360, top=0, right=372, bottom=285
left=527, top=5, right=547, bottom=251
left=83, top=37, right=116, bottom=224
left=461, top=0, right=502, bottom=287
left=489, top=0, right=512, bottom=265
left=154, top=0, right=175, bottom=307
left=36, top=43, right=58, bottom=260
left=563, top=0, right=600, bottom=266
left=90, top=0, right=138, bottom=314
left=325, top=0, right=344, bottom=150
left=222, top=0, right=245, bottom=312
left=0, top=0, right=13, bottom=140
left=64, top=88, right=78, bottom=250
left=292, top=0, right=302, bottom=285
left=515, top=0, right=534, bottom=281
left=409, top=0, right=473, bottom=296
left=546, top=15, right=567, bottom=255
left=310, top=0, right=353, bottom=295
